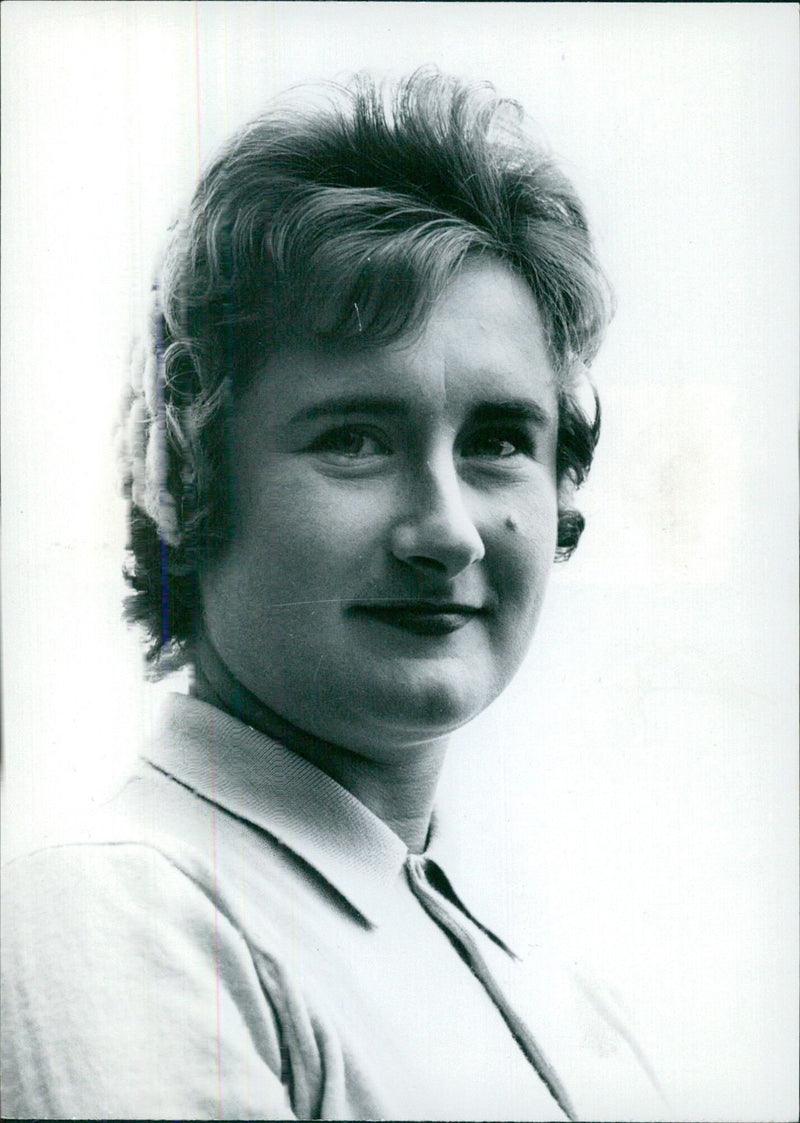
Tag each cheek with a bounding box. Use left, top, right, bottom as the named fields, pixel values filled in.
left=237, top=469, right=388, bottom=584
left=486, top=489, right=558, bottom=605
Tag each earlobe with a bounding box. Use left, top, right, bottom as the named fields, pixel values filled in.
left=555, top=507, right=585, bottom=560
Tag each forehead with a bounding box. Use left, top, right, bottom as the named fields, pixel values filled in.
left=244, top=258, right=558, bottom=423
left=400, top=257, right=554, bottom=394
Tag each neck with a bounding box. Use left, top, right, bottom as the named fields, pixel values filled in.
left=192, top=634, right=446, bottom=853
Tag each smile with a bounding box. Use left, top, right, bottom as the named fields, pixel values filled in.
left=351, top=602, right=484, bottom=636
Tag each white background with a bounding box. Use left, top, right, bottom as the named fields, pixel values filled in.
left=2, top=3, right=797, bottom=1119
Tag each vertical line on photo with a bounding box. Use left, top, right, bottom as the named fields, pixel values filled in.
left=193, top=0, right=204, bottom=178
left=208, top=703, right=224, bottom=1115
left=271, top=4, right=279, bottom=101
left=221, top=2, right=230, bottom=144
left=154, top=296, right=170, bottom=651
left=160, top=538, right=169, bottom=648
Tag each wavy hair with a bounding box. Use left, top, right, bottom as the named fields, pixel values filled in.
left=121, top=70, right=612, bottom=671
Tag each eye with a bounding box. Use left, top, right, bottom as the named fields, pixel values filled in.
left=309, top=424, right=390, bottom=461
left=460, top=426, right=534, bottom=460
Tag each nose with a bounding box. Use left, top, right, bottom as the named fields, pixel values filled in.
left=390, top=451, right=485, bottom=579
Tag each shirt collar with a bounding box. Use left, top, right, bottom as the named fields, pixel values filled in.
left=144, top=693, right=515, bottom=952
left=144, top=693, right=409, bottom=927
left=424, top=804, right=518, bottom=957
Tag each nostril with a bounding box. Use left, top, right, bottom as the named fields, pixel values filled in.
left=407, top=556, right=448, bottom=574
left=391, top=528, right=485, bottom=579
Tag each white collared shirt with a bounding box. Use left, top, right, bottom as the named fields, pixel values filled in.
left=2, top=694, right=667, bottom=1120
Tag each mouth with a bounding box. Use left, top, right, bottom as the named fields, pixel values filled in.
left=350, top=601, right=484, bottom=637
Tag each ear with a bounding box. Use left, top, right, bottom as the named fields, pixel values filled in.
left=556, top=479, right=585, bottom=561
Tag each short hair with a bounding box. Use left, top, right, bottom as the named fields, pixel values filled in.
left=121, top=69, right=612, bottom=671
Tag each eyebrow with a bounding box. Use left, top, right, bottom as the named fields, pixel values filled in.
left=288, top=395, right=555, bottom=428
left=467, top=400, right=554, bottom=429
left=288, top=395, right=410, bottom=425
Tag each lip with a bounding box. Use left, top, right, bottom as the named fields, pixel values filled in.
left=351, top=601, right=484, bottom=637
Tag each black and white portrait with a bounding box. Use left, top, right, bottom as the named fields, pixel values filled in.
left=2, top=4, right=797, bottom=1120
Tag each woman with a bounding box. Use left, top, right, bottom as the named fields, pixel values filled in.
left=2, top=71, right=665, bottom=1120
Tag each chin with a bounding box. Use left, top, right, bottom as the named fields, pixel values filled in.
left=351, top=670, right=496, bottom=748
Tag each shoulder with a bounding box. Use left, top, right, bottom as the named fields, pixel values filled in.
left=3, top=834, right=229, bottom=954
left=1, top=837, right=290, bottom=1119
left=2, top=767, right=235, bottom=961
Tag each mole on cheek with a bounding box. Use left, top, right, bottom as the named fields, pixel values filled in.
left=504, top=515, right=518, bottom=532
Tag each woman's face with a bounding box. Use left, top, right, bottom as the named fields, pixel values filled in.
left=201, top=258, right=560, bottom=760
